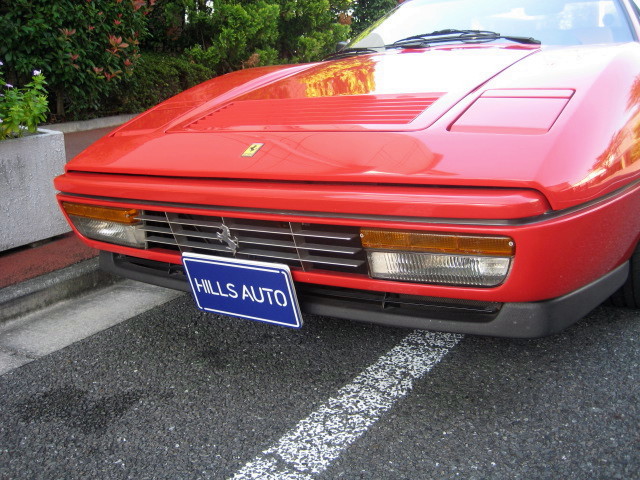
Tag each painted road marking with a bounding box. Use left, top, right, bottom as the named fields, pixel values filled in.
left=231, top=330, right=463, bottom=479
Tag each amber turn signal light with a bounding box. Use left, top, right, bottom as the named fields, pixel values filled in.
left=360, top=228, right=515, bottom=256
left=61, top=202, right=139, bottom=224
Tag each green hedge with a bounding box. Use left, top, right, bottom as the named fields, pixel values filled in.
left=109, top=52, right=216, bottom=114
left=351, top=0, right=397, bottom=36
left=0, top=0, right=150, bottom=118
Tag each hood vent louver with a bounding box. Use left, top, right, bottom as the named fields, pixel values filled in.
left=183, top=93, right=443, bottom=132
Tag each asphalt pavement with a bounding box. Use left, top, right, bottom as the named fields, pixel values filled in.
left=0, top=288, right=638, bottom=479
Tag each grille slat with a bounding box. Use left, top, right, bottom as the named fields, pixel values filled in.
left=240, top=248, right=364, bottom=268
left=236, top=248, right=302, bottom=262
left=146, top=235, right=178, bottom=246
left=172, top=228, right=228, bottom=240
left=178, top=239, right=235, bottom=254
left=165, top=216, right=224, bottom=229
left=237, top=235, right=297, bottom=249
left=295, top=254, right=365, bottom=268
left=136, top=213, right=170, bottom=222
left=294, top=242, right=361, bottom=255
left=138, top=211, right=366, bottom=273
left=142, top=225, right=174, bottom=235
left=293, top=230, right=356, bottom=241
left=225, top=220, right=293, bottom=236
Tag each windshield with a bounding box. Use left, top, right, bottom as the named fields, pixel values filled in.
left=351, top=0, right=635, bottom=48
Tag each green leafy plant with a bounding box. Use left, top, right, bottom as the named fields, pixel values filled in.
left=0, top=0, right=153, bottom=119
left=110, top=52, right=214, bottom=113
left=145, top=0, right=192, bottom=52
left=277, top=0, right=351, bottom=63
left=0, top=0, right=356, bottom=122
left=0, top=63, right=49, bottom=141
left=177, top=0, right=352, bottom=74
left=351, top=0, right=397, bottom=36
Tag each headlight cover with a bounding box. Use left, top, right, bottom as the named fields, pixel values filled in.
left=361, top=228, right=514, bottom=287
left=62, top=202, right=146, bottom=248
left=367, top=251, right=511, bottom=287
left=69, top=215, right=146, bottom=248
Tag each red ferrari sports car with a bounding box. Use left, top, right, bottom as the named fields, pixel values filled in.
left=55, top=0, right=640, bottom=337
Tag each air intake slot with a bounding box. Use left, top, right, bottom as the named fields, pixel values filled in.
left=185, top=93, right=443, bottom=131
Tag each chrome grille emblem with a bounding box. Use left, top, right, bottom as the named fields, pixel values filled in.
left=216, top=224, right=239, bottom=254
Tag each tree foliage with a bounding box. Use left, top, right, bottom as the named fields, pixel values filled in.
left=351, top=0, right=397, bottom=36
left=0, top=0, right=359, bottom=119
left=276, top=0, right=351, bottom=62
left=0, top=0, right=151, bottom=117
left=151, top=0, right=352, bottom=73
left=110, top=52, right=214, bottom=113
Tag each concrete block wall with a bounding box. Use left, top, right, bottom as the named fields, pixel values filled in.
left=0, top=129, right=71, bottom=251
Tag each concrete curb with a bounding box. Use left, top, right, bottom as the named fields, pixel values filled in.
left=0, top=258, right=119, bottom=323
left=44, top=113, right=138, bottom=133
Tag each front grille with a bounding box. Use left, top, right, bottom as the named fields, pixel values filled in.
left=137, top=210, right=367, bottom=273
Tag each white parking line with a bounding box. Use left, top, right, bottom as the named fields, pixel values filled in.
left=231, top=330, right=463, bottom=479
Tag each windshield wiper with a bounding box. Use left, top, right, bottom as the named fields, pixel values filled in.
left=324, top=47, right=381, bottom=60
left=388, top=29, right=541, bottom=48
left=324, top=29, right=540, bottom=60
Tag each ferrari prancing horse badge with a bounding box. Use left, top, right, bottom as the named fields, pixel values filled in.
left=241, top=143, right=264, bottom=157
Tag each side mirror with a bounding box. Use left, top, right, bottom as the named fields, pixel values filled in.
left=335, top=41, right=349, bottom=52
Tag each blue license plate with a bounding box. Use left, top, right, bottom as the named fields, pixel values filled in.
left=182, top=253, right=303, bottom=328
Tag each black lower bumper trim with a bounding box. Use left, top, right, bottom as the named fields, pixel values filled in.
left=100, top=252, right=629, bottom=338
left=101, top=253, right=191, bottom=293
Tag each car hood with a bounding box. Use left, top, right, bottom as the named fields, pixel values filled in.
left=68, top=46, right=538, bottom=179
left=66, top=43, right=640, bottom=210
left=166, top=46, right=536, bottom=134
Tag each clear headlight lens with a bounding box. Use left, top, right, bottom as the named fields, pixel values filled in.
left=367, top=251, right=511, bottom=287
left=361, top=228, right=514, bottom=287
left=62, top=202, right=146, bottom=248
left=69, top=215, right=146, bottom=248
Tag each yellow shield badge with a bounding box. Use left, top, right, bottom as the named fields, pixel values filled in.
left=241, top=143, right=264, bottom=157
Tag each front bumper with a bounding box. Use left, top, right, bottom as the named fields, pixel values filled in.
left=101, top=252, right=628, bottom=338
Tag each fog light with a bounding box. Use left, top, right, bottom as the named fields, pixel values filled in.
left=367, top=251, right=511, bottom=287
left=361, top=228, right=514, bottom=287
left=62, top=202, right=146, bottom=248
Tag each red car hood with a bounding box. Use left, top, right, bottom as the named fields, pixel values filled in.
left=68, top=46, right=537, bottom=180
left=67, top=43, right=639, bottom=210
